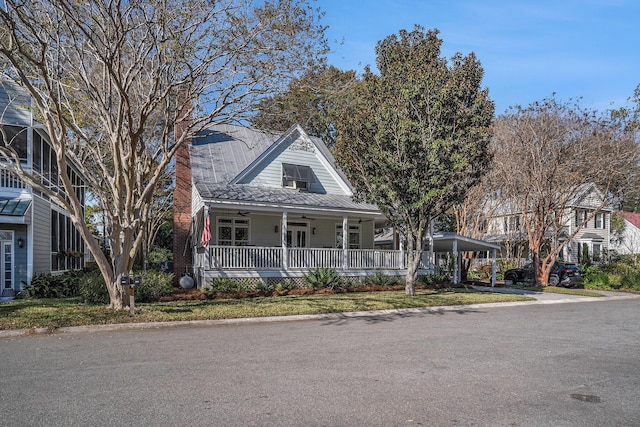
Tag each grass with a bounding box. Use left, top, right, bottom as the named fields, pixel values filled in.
left=0, top=289, right=534, bottom=331
left=509, top=284, right=606, bottom=297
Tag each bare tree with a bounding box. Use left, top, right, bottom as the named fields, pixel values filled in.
left=491, top=97, right=640, bottom=285
left=0, top=0, right=327, bottom=308
left=451, top=170, right=500, bottom=281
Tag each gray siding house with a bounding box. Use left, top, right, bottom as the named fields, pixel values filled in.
left=0, top=78, right=85, bottom=297
left=174, top=123, right=432, bottom=288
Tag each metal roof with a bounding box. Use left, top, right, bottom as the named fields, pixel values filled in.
left=0, top=198, right=31, bottom=216
left=191, top=123, right=378, bottom=214
left=430, top=232, right=501, bottom=252
left=198, top=183, right=379, bottom=213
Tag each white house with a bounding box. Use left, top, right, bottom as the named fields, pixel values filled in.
left=483, top=184, right=612, bottom=264
left=610, top=211, right=640, bottom=255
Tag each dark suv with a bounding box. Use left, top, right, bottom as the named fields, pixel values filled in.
left=504, top=261, right=583, bottom=287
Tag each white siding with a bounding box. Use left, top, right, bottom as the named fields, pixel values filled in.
left=242, top=133, right=350, bottom=195
left=611, top=219, right=640, bottom=255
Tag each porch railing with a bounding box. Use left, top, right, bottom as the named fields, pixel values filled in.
left=208, top=246, right=421, bottom=270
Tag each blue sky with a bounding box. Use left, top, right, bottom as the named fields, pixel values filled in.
left=321, top=0, right=640, bottom=114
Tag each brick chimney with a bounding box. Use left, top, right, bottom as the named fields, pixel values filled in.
left=172, top=105, right=192, bottom=284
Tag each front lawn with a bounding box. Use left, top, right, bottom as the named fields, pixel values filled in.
left=0, top=289, right=533, bottom=331
left=509, top=285, right=605, bottom=297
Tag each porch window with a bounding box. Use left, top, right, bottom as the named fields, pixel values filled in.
left=282, top=163, right=311, bottom=191
left=216, top=217, right=250, bottom=246
left=336, top=224, right=360, bottom=249
left=51, top=210, right=84, bottom=272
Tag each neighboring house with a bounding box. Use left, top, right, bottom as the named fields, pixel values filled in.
left=483, top=184, right=612, bottom=264
left=0, top=78, right=86, bottom=297
left=610, top=211, right=640, bottom=255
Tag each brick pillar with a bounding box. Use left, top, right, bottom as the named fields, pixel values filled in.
left=172, top=111, right=192, bottom=285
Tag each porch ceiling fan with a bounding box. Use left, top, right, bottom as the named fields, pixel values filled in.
left=358, top=218, right=373, bottom=223
left=237, top=211, right=250, bottom=216
left=300, top=215, right=316, bottom=220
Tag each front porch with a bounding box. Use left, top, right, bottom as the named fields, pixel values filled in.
left=195, top=245, right=432, bottom=287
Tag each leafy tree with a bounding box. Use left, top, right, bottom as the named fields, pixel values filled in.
left=250, top=65, right=357, bottom=147
left=0, top=0, right=327, bottom=309
left=334, top=26, right=494, bottom=295
left=491, top=96, right=640, bottom=285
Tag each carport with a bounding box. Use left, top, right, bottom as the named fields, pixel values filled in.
left=427, top=232, right=501, bottom=287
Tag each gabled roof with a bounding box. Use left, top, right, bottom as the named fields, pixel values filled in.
left=191, top=124, right=278, bottom=186
left=618, top=211, right=640, bottom=230
left=190, top=123, right=379, bottom=214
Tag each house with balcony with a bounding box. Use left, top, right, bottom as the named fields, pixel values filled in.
left=0, top=78, right=86, bottom=298
left=483, top=184, right=612, bottom=265
left=172, top=123, right=501, bottom=288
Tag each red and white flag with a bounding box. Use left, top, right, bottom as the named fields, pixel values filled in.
left=200, top=207, right=211, bottom=249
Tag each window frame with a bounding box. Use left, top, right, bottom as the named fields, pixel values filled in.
left=216, top=217, right=250, bottom=246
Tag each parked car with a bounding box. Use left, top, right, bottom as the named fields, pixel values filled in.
left=504, top=261, right=583, bottom=287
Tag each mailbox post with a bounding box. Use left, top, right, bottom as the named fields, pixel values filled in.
left=121, top=273, right=142, bottom=315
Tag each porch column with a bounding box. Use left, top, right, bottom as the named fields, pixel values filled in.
left=281, top=211, right=288, bottom=270
left=428, top=219, right=434, bottom=272
left=491, top=248, right=497, bottom=287
left=452, top=240, right=458, bottom=284
left=342, top=216, right=348, bottom=269
left=399, top=235, right=405, bottom=269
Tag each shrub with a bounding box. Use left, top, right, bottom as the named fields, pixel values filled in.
left=620, top=271, right=640, bottom=291
left=134, top=271, right=174, bottom=302
left=418, top=271, right=448, bottom=286
left=207, top=277, right=238, bottom=293
left=77, top=269, right=173, bottom=304
left=274, top=279, right=297, bottom=292
left=582, top=265, right=607, bottom=286
left=303, top=268, right=343, bottom=290
left=365, top=272, right=401, bottom=287
left=24, top=271, right=82, bottom=298
left=255, top=281, right=275, bottom=292
left=78, top=270, right=109, bottom=304
left=147, top=247, right=173, bottom=270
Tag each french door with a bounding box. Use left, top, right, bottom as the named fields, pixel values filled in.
left=286, top=223, right=308, bottom=248
left=0, top=231, right=13, bottom=292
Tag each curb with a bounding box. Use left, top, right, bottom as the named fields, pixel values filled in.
left=2, top=293, right=639, bottom=339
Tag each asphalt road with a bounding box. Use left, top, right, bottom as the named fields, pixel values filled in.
left=1, top=299, right=639, bottom=426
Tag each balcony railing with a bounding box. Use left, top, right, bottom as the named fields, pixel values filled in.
left=0, top=169, right=25, bottom=189
left=208, top=246, right=426, bottom=271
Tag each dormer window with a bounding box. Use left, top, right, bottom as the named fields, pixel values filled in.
left=282, top=163, right=311, bottom=191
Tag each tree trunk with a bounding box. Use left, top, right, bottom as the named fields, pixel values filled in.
left=106, top=280, right=128, bottom=310
left=404, top=249, right=423, bottom=296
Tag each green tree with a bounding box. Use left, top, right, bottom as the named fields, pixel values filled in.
left=250, top=65, right=357, bottom=147
left=0, top=0, right=327, bottom=309
left=334, top=26, right=494, bottom=295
